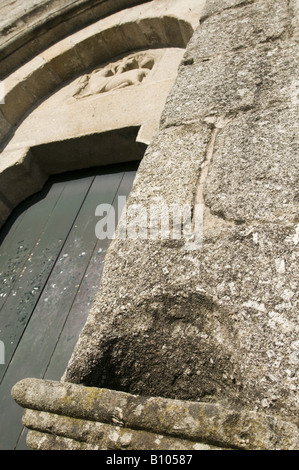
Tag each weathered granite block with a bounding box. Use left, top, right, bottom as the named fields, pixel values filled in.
left=63, top=0, right=299, bottom=429
left=199, top=0, right=289, bottom=55
left=64, top=221, right=299, bottom=422
left=204, top=107, right=299, bottom=223
left=161, top=38, right=298, bottom=128
left=201, top=0, right=255, bottom=20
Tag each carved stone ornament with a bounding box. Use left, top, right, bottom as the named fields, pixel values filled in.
left=73, top=52, right=155, bottom=99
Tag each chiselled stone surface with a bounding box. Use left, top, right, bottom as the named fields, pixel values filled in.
left=204, top=107, right=299, bottom=223
left=130, top=122, right=212, bottom=208
left=73, top=52, right=155, bottom=98
left=200, top=0, right=255, bottom=20
left=290, top=0, right=299, bottom=36
left=65, top=223, right=299, bottom=419
left=64, top=0, right=299, bottom=438
left=161, top=13, right=296, bottom=125
left=160, top=4, right=299, bottom=223
left=203, top=0, right=289, bottom=56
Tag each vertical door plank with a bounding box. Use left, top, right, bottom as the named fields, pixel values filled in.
left=0, top=174, right=95, bottom=449
left=45, top=167, right=137, bottom=380
left=0, top=181, right=66, bottom=311
left=0, top=175, right=95, bottom=383
left=0, top=170, right=125, bottom=450
left=7, top=170, right=124, bottom=382
left=0, top=163, right=138, bottom=450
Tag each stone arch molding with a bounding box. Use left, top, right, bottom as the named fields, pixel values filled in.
left=0, top=0, right=205, bottom=229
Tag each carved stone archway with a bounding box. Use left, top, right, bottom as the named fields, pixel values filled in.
left=0, top=0, right=205, bottom=229
left=0, top=0, right=153, bottom=78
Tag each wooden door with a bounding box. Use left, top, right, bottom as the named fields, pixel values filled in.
left=0, top=161, right=138, bottom=449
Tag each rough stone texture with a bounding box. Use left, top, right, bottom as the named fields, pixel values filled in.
left=3, top=0, right=299, bottom=451
left=63, top=0, right=299, bottom=439
left=204, top=106, right=299, bottom=223
left=0, top=110, right=11, bottom=144
left=201, top=0, right=254, bottom=18
left=24, top=413, right=221, bottom=451
left=12, top=378, right=299, bottom=450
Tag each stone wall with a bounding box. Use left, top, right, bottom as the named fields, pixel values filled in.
left=6, top=0, right=299, bottom=450
left=64, top=0, right=299, bottom=429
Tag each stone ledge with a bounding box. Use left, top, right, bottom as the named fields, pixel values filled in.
left=11, top=378, right=299, bottom=450
left=23, top=410, right=221, bottom=450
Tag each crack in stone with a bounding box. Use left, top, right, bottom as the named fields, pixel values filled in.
left=193, top=115, right=233, bottom=233
left=193, top=107, right=298, bottom=231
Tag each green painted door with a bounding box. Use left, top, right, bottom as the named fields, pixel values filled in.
left=0, top=162, right=138, bottom=450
